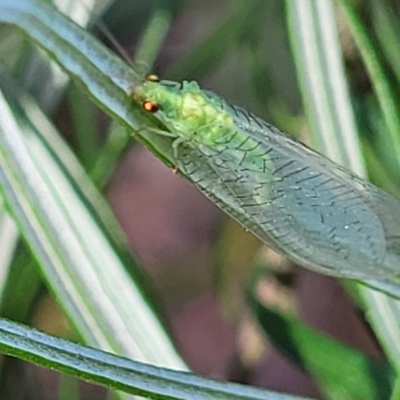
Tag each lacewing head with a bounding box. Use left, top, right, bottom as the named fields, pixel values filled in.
left=133, top=77, right=235, bottom=145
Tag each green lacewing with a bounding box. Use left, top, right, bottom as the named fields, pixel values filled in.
left=133, top=76, right=400, bottom=280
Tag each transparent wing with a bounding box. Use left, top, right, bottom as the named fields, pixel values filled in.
left=178, top=100, right=400, bottom=279
left=233, top=104, right=400, bottom=278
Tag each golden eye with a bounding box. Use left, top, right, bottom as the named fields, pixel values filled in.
left=145, top=74, right=160, bottom=82
left=142, top=100, right=160, bottom=113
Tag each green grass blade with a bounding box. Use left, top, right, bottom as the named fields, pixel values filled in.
left=286, top=0, right=400, bottom=371
left=338, top=0, right=400, bottom=171
left=9, top=78, right=128, bottom=248
left=0, top=318, right=315, bottom=400
left=370, top=0, right=400, bottom=86
left=0, top=0, right=183, bottom=167
left=68, top=86, right=99, bottom=167
left=389, top=378, right=400, bottom=400
left=0, top=205, right=19, bottom=295
left=0, top=242, right=42, bottom=322
left=0, top=85, right=186, bottom=369
left=133, top=8, right=172, bottom=72
left=286, top=0, right=364, bottom=173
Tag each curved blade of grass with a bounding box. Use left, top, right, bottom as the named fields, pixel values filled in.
left=369, top=0, right=400, bottom=87
left=18, top=0, right=100, bottom=111
left=0, top=69, right=157, bottom=318
left=286, top=0, right=365, bottom=174
left=0, top=0, right=101, bottom=350
left=286, top=0, right=400, bottom=369
left=0, top=71, right=128, bottom=258
left=389, top=378, right=400, bottom=400
left=0, top=0, right=177, bottom=166
left=0, top=318, right=315, bottom=400
left=0, top=204, right=19, bottom=294
left=0, top=85, right=186, bottom=370
left=91, top=4, right=172, bottom=187
left=0, top=242, right=42, bottom=323
left=338, top=0, right=400, bottom=172
left=133, top=8, right=172, bottom=73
